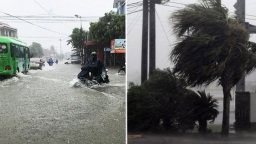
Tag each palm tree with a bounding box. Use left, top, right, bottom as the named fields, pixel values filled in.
left=169, top=0, right=256, bottom=137
left=193, top=91, right=219, bottom=133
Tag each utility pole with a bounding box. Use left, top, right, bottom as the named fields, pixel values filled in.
left=149, top=0, right=156, bottom=76
left=75, top=14, right=84, bottom=65
left=234, top=0, right=245, bottom=92
left=60, top=39, right=62, bottom=60
left=149, top=0, right=161, bottom=76
left=141, top=0, right=149, bottom=83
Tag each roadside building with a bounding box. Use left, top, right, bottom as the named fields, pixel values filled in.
left=0, top=22, right=18, bottom=38
left=113, top=0, right=125, bottom=15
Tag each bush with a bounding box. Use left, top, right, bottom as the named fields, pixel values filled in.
left=128, top=68, right=199, bottom=133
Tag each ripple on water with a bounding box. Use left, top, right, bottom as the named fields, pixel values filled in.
left=0, top=76, right=19, bottom=87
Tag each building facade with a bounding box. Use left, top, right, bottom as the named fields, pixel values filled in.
left=0, top=22, right=18, bottom=38
left=113, top=0, right=125, bottom=15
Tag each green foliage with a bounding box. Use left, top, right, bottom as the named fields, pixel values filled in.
left=169, top=0, right=256, bottom=88
left=50, top=45, right=57, bottom=54
left=89, top=11, right=125, bottom=47
left=29, top=42, right=44, bottom=58
left=128, top=68, right=200, bottom=133
left=169, top=0, right=256, bottom=136
left=191, top=91, right=219, bottom=133
left=67, top=27, right=88, bottom=54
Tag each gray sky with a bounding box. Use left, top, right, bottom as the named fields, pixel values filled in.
left=0, top=0, right=116, bottom=54
left=127, top=0, right=256, bottom=85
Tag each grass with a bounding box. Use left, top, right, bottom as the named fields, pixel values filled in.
left=189, top=124, right=228, bottom=133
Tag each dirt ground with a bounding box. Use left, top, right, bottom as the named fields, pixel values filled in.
left=128, top=133, right=256, bottom=144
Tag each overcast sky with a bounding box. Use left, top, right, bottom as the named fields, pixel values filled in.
left=0, top=0, right=116, bottom=54
left=127, top=0, right=256, bottom=85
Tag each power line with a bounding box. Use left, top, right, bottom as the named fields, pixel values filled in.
left=34, top=0, right=72, bottom=29
left=0, top=15, right=100, bottom=18
left=156, top=10, right=171, bottom=45
left=0, top=11, right=69, bottom=36
left=127, top=9, right=143, bottom=15
left=19, top=36, right=69, bottom=39
left=127, top=1, right=143, bottom=7
left=127, top=11, right=142, bottom=35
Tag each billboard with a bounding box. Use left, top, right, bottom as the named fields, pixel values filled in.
left=111, top=39, right=126, bottom=53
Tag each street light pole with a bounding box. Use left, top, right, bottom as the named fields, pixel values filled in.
left=75, top=14, right=82, bottom=28
left=60, top=39, right=62, bottom=60
left=75, top=14, right=84, bottom=65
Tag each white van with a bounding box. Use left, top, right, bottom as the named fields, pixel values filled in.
left=64, top=58, right=72, bottom=64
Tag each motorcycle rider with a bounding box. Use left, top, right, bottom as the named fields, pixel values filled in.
left=77, top=51, right=104, bottom=79
left=48, top=58, right=54, bottom=64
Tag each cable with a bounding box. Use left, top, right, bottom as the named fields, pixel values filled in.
left=19, top=36, right=69, bottom=38
left=34, top=0, right=72, bottom=29
left=127, top=1, right=143, bottom=7
left=158, top=4, right=183, bottom=9
left=165, top=1, right=186, bottom=6
left=127, top=11, right=142, bottom=35
left=127, top=10, right=142, bottom=30
left=156, top=10, right=171, bottom=45
left=127, top=9, right=143, bottom=15
left=0, top=11, right=69, bottom=36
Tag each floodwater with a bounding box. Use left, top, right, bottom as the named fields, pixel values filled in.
left=0, top=62, right=126, bottom=143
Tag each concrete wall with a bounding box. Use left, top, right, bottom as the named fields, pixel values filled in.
left=250, top=92, right=256, bottom=122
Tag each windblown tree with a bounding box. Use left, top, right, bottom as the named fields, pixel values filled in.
left=193, top=91, right=219, bottom=133
left=29, top=42, right=44, bottom=58
left=170, top=0, right=256, bottom=137
left=128, top=68, right=199, bottom=133
left=67, top=28, right=88, bottom=55
left=89, top=11, right=125, bottom=48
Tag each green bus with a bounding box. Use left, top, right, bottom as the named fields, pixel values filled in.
left=0, top=36, right=30, bottom=76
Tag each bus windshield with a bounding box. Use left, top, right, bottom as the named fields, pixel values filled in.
left=0, top=43, right=7, bottom=53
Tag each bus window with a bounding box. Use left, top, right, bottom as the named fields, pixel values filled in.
left=10, top=44, right=14, bottom=57
left=19, top=46, right=24, bottom=58
left=0, top=43, right=7, bottom=53
left=11, top=43, right=19, bottom=57
left=27, top=48, right=30, bottom=60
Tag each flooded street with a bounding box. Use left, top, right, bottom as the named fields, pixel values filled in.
left=0, top=62, right=126, bottom=143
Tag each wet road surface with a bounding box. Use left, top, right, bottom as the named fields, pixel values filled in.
left=0, top=62, right=126, bottom=143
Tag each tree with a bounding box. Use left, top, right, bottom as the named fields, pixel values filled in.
left=50, top=45, right=57, bottom=55
left=89, top=11, right=125, bottom=47
left=193, top=91, right=219, bottom=133
left=128, top=68, right=198, bottom=133
left=29, top=42, right=44, bottom=58
left=170, top=0, right=256, bottom=136
left=67, top=28, right=88, bottom=55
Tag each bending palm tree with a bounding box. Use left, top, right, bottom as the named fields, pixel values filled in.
left=170, top=0, right=256, bottom=136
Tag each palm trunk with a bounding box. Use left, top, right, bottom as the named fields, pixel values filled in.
left=221, top=85, right=231, bottom=137
left=198, top=119, right=207, bottom=133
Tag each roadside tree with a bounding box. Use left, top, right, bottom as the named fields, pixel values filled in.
left=192, top=91, right=219, bottom=133
left=89, top=11, right=125, bottom=48
left=128, top=68, right=199, bottom=133
left=67, top=28, right=88, bottom=55
left=29, top=42, right=44, bottom=58
left=170, top=0, right=256, bottom=136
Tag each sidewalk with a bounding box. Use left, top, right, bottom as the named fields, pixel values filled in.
left=128, top=133, right=256, bottom=144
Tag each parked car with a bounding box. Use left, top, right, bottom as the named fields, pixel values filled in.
left=30, top=58, right=44, bottom=70
left=64, top=58, right=72, bottom=64
left=64, top=58, right=81, bottom=64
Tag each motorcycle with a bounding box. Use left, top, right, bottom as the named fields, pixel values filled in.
left=47, top=58, right=54, bottom=66
left=76, top=67, right=110, bottom=88
left=48, top=62, right=53, bottom=66
left=41, top=61, right=45, bottom=67
left=40, top=59, right=45, bottom=67
left=118, top=64, right=125, bottom=74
